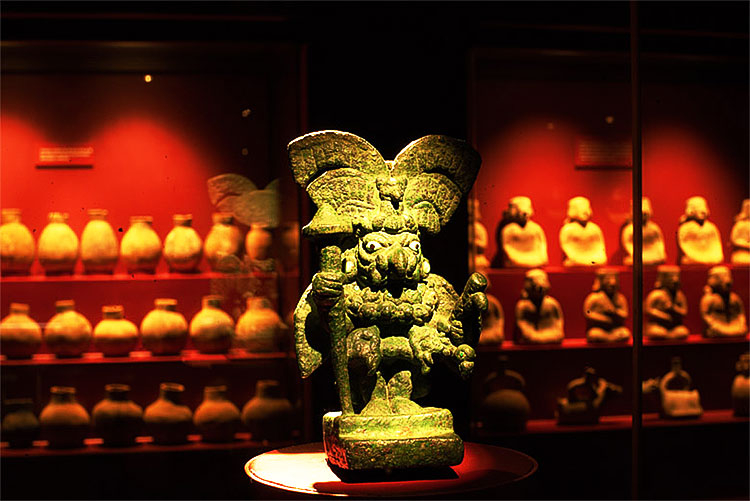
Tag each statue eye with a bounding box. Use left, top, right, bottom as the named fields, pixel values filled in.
left=408, top=241, right=421, bottom=252
left=364, top=241, right=383, bottom=253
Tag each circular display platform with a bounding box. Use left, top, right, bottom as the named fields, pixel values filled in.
left=246, top=441, right=537, bottom=498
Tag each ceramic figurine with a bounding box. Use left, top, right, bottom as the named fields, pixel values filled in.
left=290, top=131, right=487, bottom=470
left=203, top=212, right=242, bottom=271
left=468, top=198, right=490, bottom=272
left=559, top=196, right=607, bottom=267
left=92, top=384, right=143, bottom=446
left=621, top=197, right=666, bottom=265
left=164, top=214, right=203, bottom=272
left=478, top=355, right=530, bottom=433
left=584, top=268, right=631, bottom=343
left=677, top=196, right=723, bottom=265
left=235, top=296, right=285, bottom=353
left=39, top=386, right=91, bottom=448
left=1, top=398, right=40, bottom=448
left=643, top=357, right=702, bottom=419
left=730, top=199, right=750, bottom=264
left=194, top=385, right=241, bottom=443
left=44, top=300, right=93, bottom=357
left=140, top=298, right=189, bottom=355
left=280, top=221, right=300, bottom=272
left=478, top=293, right=504, bottom=345
left=189, top=295, right=235, bottom=354
left=556, top=367, right=622, bottom=425
left=121, top=216, right=162, bottom=273
left=496, top=196, right=548, bottom=268
left=38, top=212, right=79, bottom=274
left=0, top=208, right=35, bottom=274
left=241, top=380, right=294, bottom=442
left=143, top=382, right=193, bottom=445
left=731, top=352, right=750, bottom=417
left=700, top=265, right=748, bottom=338
left=645, top=265, right=689, bottom=340
left=92, top=305, right=139, bottom=356
left=514, top=269, right=564, bottom=344
left=1, top=303, right=42, bottom=359
left=80, top=209, right=119, bottom=273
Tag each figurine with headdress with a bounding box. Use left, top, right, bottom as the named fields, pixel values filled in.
left=559, top=196, right=607, bottom=267
left=678, top=196, right=723, bottom=265
left=514, top=269, right=564, bottom=344
left=700, top=265, right=748, bottom=338
left=730, top=199, right=750, bottom=265
left=621, top=197, right=666, bottom=265
left=645, top=265, right=689, bottom=340
left=584, top=268, right=631, bottom=343
left=495, top=196, right=549, bottom=268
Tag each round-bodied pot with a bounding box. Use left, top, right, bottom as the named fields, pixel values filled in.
left=143, top=382, right=193, bottom=445
left=37, top=212, right=79, bottom=274
left=241, top=380, right=294, bottom=442
left=189, top=296, right=235, bottom=354
left=204, top=212, right=242, bottom=271
left=245, top=223, right=273, bottom=261
left=92, top=384, right=143, bottom=446
left=0, top=208, right=35, bottom=274
left=140, top=298, right=188, bottom=355
left=193, top=385, right=241, bottom=443
left=0, top=303, right=42, bottom=359
left=44, top=300, right=93, bottom=357
left=93, top=305, right=139, bottom=356
left=121, top=216, right=161, bottom=273
left=163, top=214, right=203, bottom=272
left=80, top=208, right=119, bottom=273
left=39, top=386, right=90, bottom=449
left=1, top=398, right=40, bottom=448
left=235, top=297, right=284, bottom=352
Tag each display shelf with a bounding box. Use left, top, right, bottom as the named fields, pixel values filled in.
left=0, top=349, right=292, bottom=367
left=0, top=269, right=297, bottom=284
left=0, top=433, right=300, bottom=457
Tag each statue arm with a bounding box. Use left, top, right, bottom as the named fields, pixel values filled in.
left=613, top=294, right=629, bottom=320
left=672, top=291, right=689, bottom=317
left=645, top=292, right=672, bottom=322
left=583, top=294, right=612, bottom=324
left=515, top=301, right=539, bottom=337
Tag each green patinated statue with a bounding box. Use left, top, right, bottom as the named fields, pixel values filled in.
left=289, top=131, right=487, bottom=471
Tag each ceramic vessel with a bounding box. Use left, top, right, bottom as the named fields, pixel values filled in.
left=621, top=197, right=667, bottom=266
left=164, top=214, right=203, bottom=272
left=38, top=212, right=79, bottom=274
left=497, top=196, right=548, bottom=268
left=121, top=216, right=161, bottom=273
left=584, top=268, right=631, bottom=343
left=140, top=298, right=188, bottom=355
left=514, top=269, right=564, bottom=344
left=143, top=382, right=193, bottom=445
left=189, top=295, right=235, bottom=354
left=657, top=357, right=703, bottom=419
left=44, top=300, right=93, bottom=357
left=280, top=222, right=300, bottom=272
left=0, top=208, right=35, bottom=274
left=478, top=293, right=504, bottom=345
left=700, top=266, right=748, bottom=338
left=1, top=398, right=40, bottom=448
left=80, top=209, right=119, bottom=273
left=193, top=385, right=241, bottom=443
left=645, top=265, right=689, bottom=340
left=93, top=305, right=139, bottom=356
left=559, top=196, right=607, bottom=267
left=241, top=379, right=294, bottom=442
left=235, top=297, right=284, bottom=352
left=245, top=223, right=273, bottom=261
left=0, top=303, right=42, bottom=358
left=39, top=386, right=90, bottom=448
left=92, top=384, right=143, bottom=446
left=730, top=199, right=750, bottom=264
left=204, top=212, right=242, bottom=271
left=677, top=196, right=723, bottom=265
left=732, top=353, right=750, bottom=417
left=479, top=356, right=530, bottom=432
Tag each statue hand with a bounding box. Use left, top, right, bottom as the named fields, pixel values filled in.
left=312, top=270, right=344, bottom=309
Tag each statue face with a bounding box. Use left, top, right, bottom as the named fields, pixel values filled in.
left=524, top=269, right=550, bottom=298
left=356, top=230, right=426, bottom=289
left=642, top=197, right=653, bottom=222
left=686, top=196, right=709, bottom=222
left=659, top=270, right=680, bottom=292
left=741, top=199, right=750, bottom=220
left=509, top=196, right=533, bottom=223
left=567, top=197, right=592, bottom=222
left=708, top=266, right=732, bottom=294
left=598, top=272, right=619, bottom=295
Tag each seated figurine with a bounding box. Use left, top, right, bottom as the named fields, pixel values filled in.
left=559, top=196, right=607, bottom=267
left=643, top=357, right=702, bottom=419
left=645, top=265, right=689, bottom=340
left=730, top=199, right=750, bottom=265
left=479, top=355, right=530, bottom=433
left=495, top=196, right=548, bottom=268
left=514, top=269, right=564, bottom=344
left=621, top=197, right=666, bottom=265
left=479, top=292, right=505, bottom=345
left=584, top=268, right=631, bottom=343
left=700, top=265, right=748, bottom=338
left=732, top=352, right=750, bottom=417
left=556, top=367, right=622, bottom=425
left=469, top=198, right=490, bottom=273
left=678, top=196, right=723, bottom=265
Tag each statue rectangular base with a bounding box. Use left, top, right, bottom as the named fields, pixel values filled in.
left=323, top=410, right=464, bottom=470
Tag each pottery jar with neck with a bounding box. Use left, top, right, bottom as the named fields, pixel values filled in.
left=0, top=208, right=35, bottom=274
left=143, top=382, right=193, bottom=445
left=1, top=398, right=40, bottom=448
left=121, top=216, right=162, bottom=273
left=38, top=212, right=79, bottom=274
left=236, top=297, right=285, bottom=353
left=44, top=300, right=93, bottom=357
left=93, top=305, right=139, bottom=356
left=0, top=303, right=42, bottom=359
left=80, top=209, right=119, bottom=273
left=193, top=385, right=241, bottom=443
left=204, top=212, right=242, bottom=271
left=245, top=223, right=273, bottom=261
left=189, top=295, right=235, bottom=354
left=39, top=386, right=90, bottom=448
left=92, top=384, right=143, bottom=446
left=140, top=298, right=188, bottom=355
left=241, top=379, right=294, bottom=442
left=164, top=214, right=203, bottom=273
